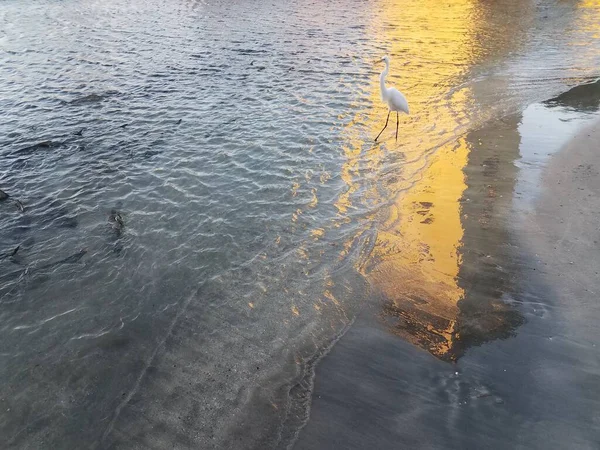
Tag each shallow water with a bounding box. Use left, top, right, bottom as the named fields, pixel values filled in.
left=1, top=0, right=600, bottom=448
left=295, top=81, right=600, bottom=450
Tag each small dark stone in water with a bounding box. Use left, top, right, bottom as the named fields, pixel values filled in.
left=98, top=334, right=130, bottom=352
left=0, top=189, right=9, bottom=201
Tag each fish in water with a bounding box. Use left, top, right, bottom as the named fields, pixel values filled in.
left=0, top=245, right=20, bottom=261
left=33, top=249, right=88, bottom=273
left=40, top=199, right=77, bottom=228
left=13, top=199, right=24, bottom=212
left=69, top=93, right=104, bottom=105
left=0, top=249, right=87, bottom=288
left=142, top=150, right=160, bottom=159
left=0, top=189, right=25, bottom=212
left=109, top=209, right=125, bottom=235
left=16, top=140, right=63, bottom=154
left=108, top=208, right=125, bottom=254
left=39, top=249, right=87, bottom=269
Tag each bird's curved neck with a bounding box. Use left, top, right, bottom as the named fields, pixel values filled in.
left=380, top=61, right=390, bottom=99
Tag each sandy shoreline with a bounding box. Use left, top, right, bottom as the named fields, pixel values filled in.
left=292, top=116, right=600, bottom=449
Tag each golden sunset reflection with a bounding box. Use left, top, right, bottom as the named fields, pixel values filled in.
left=367, top=138, right=469, bottom=358
left=297, top=0, right=598, bottom=357
left=334, top=0, right=515, bottom=360
left=580, top=0, right=600, bottom=39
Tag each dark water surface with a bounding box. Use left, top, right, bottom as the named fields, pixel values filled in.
left=1, top=0, right=600, bottom=449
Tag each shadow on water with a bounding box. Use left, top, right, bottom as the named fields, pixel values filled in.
left=377, top=76, right=600, bottom=362
left=377, top=116, right=527, bottom=362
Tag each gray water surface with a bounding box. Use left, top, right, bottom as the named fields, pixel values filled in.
left=1, top=0, right=600, bottom=449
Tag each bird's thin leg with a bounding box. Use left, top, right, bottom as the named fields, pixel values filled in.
left=395, top=112, right=399, bottom=142
left=375, top=111, right=391, bottom=142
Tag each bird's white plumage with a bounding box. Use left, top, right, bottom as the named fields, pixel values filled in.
left=385, top=88, right=409, bottom=114
left=375, top=55, right=409, bottom=141
left=379, top=56, right=409, bottom=114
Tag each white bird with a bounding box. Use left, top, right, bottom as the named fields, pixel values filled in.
left=375, top=55, right=409, bottom=142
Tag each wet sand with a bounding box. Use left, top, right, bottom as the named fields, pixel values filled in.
left=524, top=117, right=600, bottom=375
left=293, top=117, right=600, bottom=449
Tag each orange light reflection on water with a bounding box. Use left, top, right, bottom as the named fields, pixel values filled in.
left=335, top=0, right=481, bottom=359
